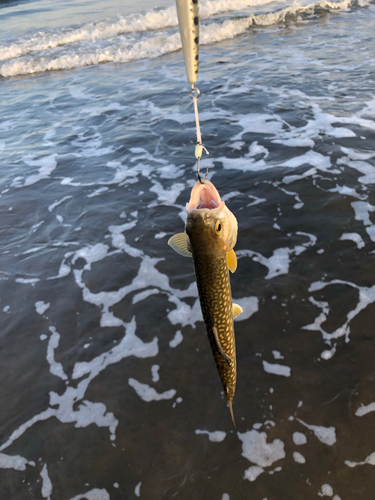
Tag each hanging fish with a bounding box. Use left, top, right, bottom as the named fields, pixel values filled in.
left=175, top=0, right=200, bottom=85
left=168, top=180, right=242, bottom=426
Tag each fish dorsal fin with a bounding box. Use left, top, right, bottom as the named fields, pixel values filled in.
left=168, top=233, right=192, bottom=257
left=232, top=303, right=243, bottom=319
left=227, top=249, right=237, bottom=273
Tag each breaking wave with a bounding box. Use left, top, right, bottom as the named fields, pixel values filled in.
left=0, top=0, right=371, bottom=77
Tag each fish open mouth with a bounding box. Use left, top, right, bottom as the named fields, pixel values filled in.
left=186, top=180, right=223, bottom=212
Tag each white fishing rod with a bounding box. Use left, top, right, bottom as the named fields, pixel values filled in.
left=175, top=0, right=209, bottom=182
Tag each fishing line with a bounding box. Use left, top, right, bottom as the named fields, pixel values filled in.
left=175, top=0, right=209, bottom=183
left=190, top=84, right=209, bottom=183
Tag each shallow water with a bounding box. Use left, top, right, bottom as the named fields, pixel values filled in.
left=1, top=0, right=375, bottom=499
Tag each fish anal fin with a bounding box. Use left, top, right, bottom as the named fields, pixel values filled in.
left=232, top=303, right=243, bottom=319
left=227, top=249, right=237, bottom=273
left=212, top=326, right=232, bottom=366
left=168, top=233, right=192, bottom=257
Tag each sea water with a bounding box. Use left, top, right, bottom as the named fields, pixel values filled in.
left=1, top=0, right=375, bottom=498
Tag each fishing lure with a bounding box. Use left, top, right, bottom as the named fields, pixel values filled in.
left=175, top=0, right=200, bottom=85
left=175, top=0, right=209, bottom=179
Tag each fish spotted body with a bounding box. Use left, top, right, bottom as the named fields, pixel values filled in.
left=168, top=180, right=241, bottom=426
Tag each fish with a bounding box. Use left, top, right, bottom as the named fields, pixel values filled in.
left=168, top=179, right=242, bottom=426
left=175, top=0, right=200, bottom=85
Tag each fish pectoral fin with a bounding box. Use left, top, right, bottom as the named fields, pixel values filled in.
left=226, top=249, right=237, bottom=273
left=232, top=303, right=243, bottom=319
left=168, top=233, right=192, bottom=257
left=212, top=326, right=232, bottom=366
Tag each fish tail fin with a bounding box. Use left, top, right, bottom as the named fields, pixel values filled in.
left=228, top=401, right=236, bottom=430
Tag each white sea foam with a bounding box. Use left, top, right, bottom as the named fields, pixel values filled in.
left=351, top=201, right=375, bottom=242
left=15, top=278, right=40, bottom=284
left=0, top=318, right=157, bottom=451
left=318, top=484, right=334, bottom=497
left=233, top=296, right=259, bottom=321
left=35, top=301, right=50, bottom=315
left=12, top=155, right=58, bottom=188
left=0, top=453, right=35, bottom=471
left=47, top=327, right=68, bottom=381
left=48, top=195, right=72, bottom=212
left=195, top=429, right=227, bottom=442
left=135, top=482, right=141, bottom=497
left=40, top=464, right=53, bottom=500
left=293, top=452, right=306, bottom=464
left=133, top=289, right=160, bottom=304
left=303, top=279, right=375, bottom=350
left=243, top=465, right=264, bottom=481
left=263, top=361, right=291, bottom=377
left=169, top=330, right=183, bottom=348
left=338, top=150, right=375, bottom=185
left=70, top=489, right=110, bottom=500
left=340, top=232, right=365, bottom=249
left=272, top=351, right=283, bottom=360
left=128, top=378, right=176, bottom=401
left=355, top=402, right=375, bottom=417
left=239, top=429, right=285, bottom=473
left=108, top=222, right=143, bottom=258
left=151, top=364, right=160, bottom=383
left=293, top=432, right=307, bottom=445
left=295, top=418, right=336, bottom=446
left=237, top=232, right=316, bottom=279
left=345, top=452, right=375, bottom=468
left=87, top=187, right=110, bottom=198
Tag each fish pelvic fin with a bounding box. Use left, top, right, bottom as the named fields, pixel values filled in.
left=228, top=400, right=236, bottom=429
left=168, top=233, right=192, bottom=257
left=226, top=249, right=237, bottom=273
left=212, top=326, right=232, bottom=366
left=232, top=303, right=243, bottom=319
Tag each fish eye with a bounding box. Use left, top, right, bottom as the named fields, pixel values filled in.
left=215, top=221, right=222, bottom=234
